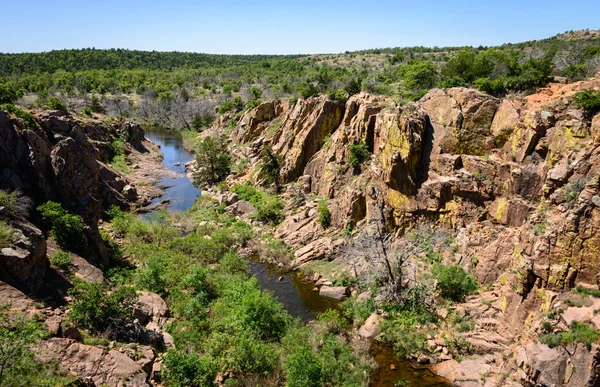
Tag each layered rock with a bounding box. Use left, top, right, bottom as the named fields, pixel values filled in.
left=0, top=108, right=143, bottom=287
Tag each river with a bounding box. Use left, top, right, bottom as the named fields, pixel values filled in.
left=144, top=128, right=450, bottom=387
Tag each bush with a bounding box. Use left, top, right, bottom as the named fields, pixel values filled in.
left=163, top=350, right=217, bottom=387
left=348, top=141, right=371, bottom=169
left=50, top=250, right=73, bottom=271
left=257, top=145, right=283, bottom=186
left=317, top=198, right=331, bottom=228
left=37, top=201, right=86, bottom=252
left=0, top=307, right=75, bottom=386
left=327, top=88, right=348, bottom=102
left=0, top=82, right=23, bottom=104
left=284, top=346, right=323, bottom=387
left=193, top=135, right=231, bottom=185
left=46, top=96, right=66, bottom=110
left=232, top=183, right=284, bottom=225
left=82, top=107, right=93, bottom=116
left=68, top=281, right=137, bottom=333
left=1, top=104, right=40, bottom=131
left=573, top=89, right=600, bottom=116
left=540, top=321, right=600, bottom=350
left=433, top=264, right=479, bottom=302
left=0, top=220, right=14, bottom=248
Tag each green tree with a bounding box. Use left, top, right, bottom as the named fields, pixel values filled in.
left=193, top=135, right=231, bottom=185
left=433, top=264, right=478, bottom=302
left=37, top=201, right=85, bottom=252
left=257, top=145, right=283, bottom=187
left=0, top=83, right=23, bottom=104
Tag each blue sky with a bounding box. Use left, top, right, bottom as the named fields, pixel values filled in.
left=1, top=0, right=599, bottom=54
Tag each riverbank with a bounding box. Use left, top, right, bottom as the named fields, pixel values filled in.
left=142, top=129, right=450, bottom=387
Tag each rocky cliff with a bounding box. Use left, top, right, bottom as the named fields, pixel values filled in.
left=227, top=77, right=600, bottom=386
left=0, top=108, right=144, bottom=291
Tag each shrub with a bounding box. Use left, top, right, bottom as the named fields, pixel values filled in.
left=50, top=250, right=73, bottom=271
left=193, top=135, right=231, bottom=185
left=348, top=141, right=371, bottom=169
left=163, top=350, right=217, bottom=387
left=0, top=82, right=23, bottom=104
left=257, top=145, right=283, bottom=186
left=1, top=104, right=40, bottom=131
left=37, top=201, right=86, bottom=252
left=284, top=346, right=323, bottom=387
left=0, top=220, right=14, bottom=248
left=68, top=281, right=137, bottom=333
left=433, top=264, right=479, bottom=302
left=0, top=307, right=75, bottom=386
left=573, top=286, right=600, bottom=298
left=573, top=89, right=600, bottom=116
left=540, top=321, right=600, bottom=350
left=327, top=88, right=348, bottom=102
left=82, top=107, right=93, bottom=116
left=317, top=198, right=331, bottom=228
left=232, top=183, right=284, bottom=225
left=46, top=96, right=66, bottom=110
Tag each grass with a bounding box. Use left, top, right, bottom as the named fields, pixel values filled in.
left=0, top=220, right=14, bottom=248
left=539, top=321, right=600, bottom=350
left=49, top=250, right=73, bottom=271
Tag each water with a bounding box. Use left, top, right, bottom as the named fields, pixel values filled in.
left=144, top=130, right=201, bottom=212
left=145, top=128, right=450, bottom=387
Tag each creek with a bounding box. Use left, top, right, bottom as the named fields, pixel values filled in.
left=144, top=128, right=450, bottom=387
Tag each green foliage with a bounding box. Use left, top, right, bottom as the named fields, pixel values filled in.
left=573, top=89, right=600, bottom=116
left=348, top=141, right=371, bottom=169
left=540, top=321, right=600, bottom=350
left=299, top=82, right=320, bottom=98
left=381, top=309, right=436, bottom=357
left=194, top=135, right=232, bottom=185
left=0, top=82, right=23, bottom=103
left=257, top=145, right=283, bottom=186
left=317, top=198, right=331, bottom=228
left=342, top=295, right=377, bottom=325
left=232, top=183, right=284, bottom=224
left=67, top=280, right=137, bottom=333
left=398, top=58, right=438, bottom=98
left=163, top=350, right=217, bottom=387
left=327, top=88, right=348, bottom=102
left=573, top=286, right=600, bottom=298
left=49, top=250, right=73, bottom=271
left=284, top=345, right=323, bottom=387
left=46, top=96, right=66, bottom=110
left=211, top=277, right=290, bottom=341
left=37, top=201, right=86, bottom=253
left=0, top=220, right=14, bottom=248
left=1, top=103, right=40, bottom=131
left=0, top=307, right=76, bottom=386
left=101, top=197, right=367, bottom=386
left=82, top=106, right=93, bottom=116
left=344, top=78, right=362, bottom=96
left=433, top=264, right=479, bottom=302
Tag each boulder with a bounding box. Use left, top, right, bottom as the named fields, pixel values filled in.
left=516, top=342, right=599, bottom=387
left=225, top=200, right=256, bottom=216
left=133, top=291, right=168, bottom=325
left=36, top=338, right=150, bottom=386
left=358, top=313, right=383, bottom=338
left=319, top=285, right=349, bottom=300
left=419, top=88, right=500, bottom=156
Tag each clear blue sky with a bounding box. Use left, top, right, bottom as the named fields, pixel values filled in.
left=1, top=0, right=599, bottom=54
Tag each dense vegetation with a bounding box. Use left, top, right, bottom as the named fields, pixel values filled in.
left=94, top=200, right=370, bottom=386
left=1, top=31, right=599, bottom=130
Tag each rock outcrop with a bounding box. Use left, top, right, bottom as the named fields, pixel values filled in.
left=0, top=108, right=144, bottom=288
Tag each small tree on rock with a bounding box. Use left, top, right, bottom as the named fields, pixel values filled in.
left=193, top=135, right=231, bottom=186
